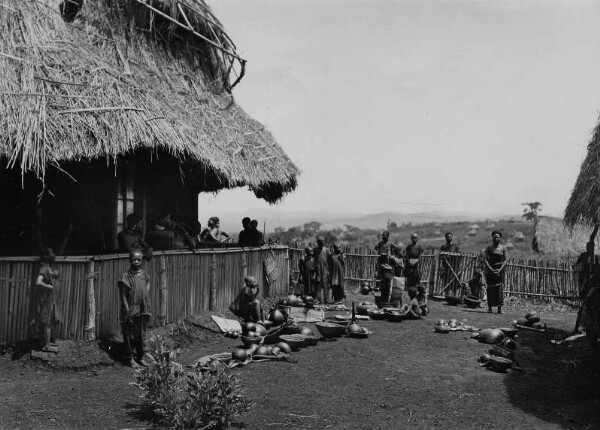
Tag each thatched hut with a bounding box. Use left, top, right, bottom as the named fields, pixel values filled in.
left=534, top=216, right=595, bottom=257
left=563, top=116, right=600, bottom=346
left=0, top=0, right=299, bottom=255
left=564, top=117, right=600, bottom=230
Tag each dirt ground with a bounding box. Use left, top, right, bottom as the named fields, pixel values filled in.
left=1, top=294, right=599, bottom=430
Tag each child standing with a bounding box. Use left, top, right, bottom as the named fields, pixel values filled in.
left=118, top=250, right=151, bottom=368
left=35, top=248, right=61, bottom=353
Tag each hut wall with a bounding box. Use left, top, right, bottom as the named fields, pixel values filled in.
left=1, top=154, right=200, bottom=256
left=0, top=246, right=289, bottom=345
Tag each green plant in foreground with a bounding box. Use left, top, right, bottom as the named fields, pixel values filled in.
left=134, top=335, right=251, bottom=429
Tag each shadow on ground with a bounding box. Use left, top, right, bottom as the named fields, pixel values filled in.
left=503, top=326, right=600, bottom=429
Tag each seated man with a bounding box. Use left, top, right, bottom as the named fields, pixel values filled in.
left=145, top=218, right=175, bottom=250
left=399, top=287, right=422, bottom=319
left=230, top=276, right=262, bottom=323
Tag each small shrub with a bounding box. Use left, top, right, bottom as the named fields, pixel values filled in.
left=134, top=335, right=251, bottom=429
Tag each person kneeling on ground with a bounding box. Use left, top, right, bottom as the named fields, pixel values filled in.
left=465, top=269, right=486, bottom=307
left=118, top=250, right=151, bottom=368
left=230, top=276, right=262, bottom=323
left=400, top=288, right=422, bottom=319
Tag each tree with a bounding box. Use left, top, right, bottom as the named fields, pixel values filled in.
left=522, top=202, right=542, bottom=222
left=522, top=202, right=542, bottom=252
left=302, top=221, right=322, bottom=237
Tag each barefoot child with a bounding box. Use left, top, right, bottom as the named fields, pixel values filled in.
left=118, top=250, right=151, bottom=368
left=35, top=248, right=61, bottom=353
left=399, top=287, right=422, bottom=319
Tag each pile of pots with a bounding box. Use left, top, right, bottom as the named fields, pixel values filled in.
left=515, top=310, right=546, bottom=330
left=474, top=327, right=520, bottom=372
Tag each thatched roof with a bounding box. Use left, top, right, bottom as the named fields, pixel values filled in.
left=0, top=0, right=299, bottom=203
left=535, top=216, right=596, bottom=258
left=564, top=116, right=600, bottom=228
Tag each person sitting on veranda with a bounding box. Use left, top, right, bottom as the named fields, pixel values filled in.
left=145, top=217, right=175, bottom=250
left=117, top=213, right=152, bottom=259
left=398, top=287, right=422, bottom=320
left=248, top=219, right=265, bottom=247
left=238, top=217, right=252, bottom=247
left=230, top=276, right=262, bottom=323
left=190, top=221, right=202, bottom=249
left=200, top=216, right=232, bottom=245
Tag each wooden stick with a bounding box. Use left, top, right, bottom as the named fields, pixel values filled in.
left=132, top=0, right=245, bottom=62
left=209, top=253, right=217, bottom=310
left=158, top=255, right=167, bottom=326
left=34, top=76, right=85, bottom=86
left=84, top=260, right=96, bottom=341
left=0, top=52, right=29, bottom=63
left=57, top=106, right=145, bottom=114
left=0, top=92, right=93, bottom=98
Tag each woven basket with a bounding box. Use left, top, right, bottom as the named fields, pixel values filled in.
left=464, top=295, right=481, bottom=308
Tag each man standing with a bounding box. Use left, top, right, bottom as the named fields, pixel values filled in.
left=406, top=233, right=427, bottom=313
left=313, top=237, right=331, bottom=304
left=238, top=217, right=251, bottom=247
left=440, top=232, right=459, bottom=253
left=375, top=230, right=396, bottom=302
left=440, top=232, right=460, bottom=295
left=405, top=233, right=424, bottom=290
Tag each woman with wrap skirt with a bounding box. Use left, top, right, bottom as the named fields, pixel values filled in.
left=483, top=230, right=508, bottom=314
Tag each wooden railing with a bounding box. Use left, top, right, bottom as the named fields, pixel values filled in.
left=0, top=246, right=289, bottom=345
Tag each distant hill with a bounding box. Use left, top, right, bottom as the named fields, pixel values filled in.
left=208, top=209, right=518, bottom=233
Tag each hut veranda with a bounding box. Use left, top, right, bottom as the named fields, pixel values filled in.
left=0, top=0, right=299, bottom=344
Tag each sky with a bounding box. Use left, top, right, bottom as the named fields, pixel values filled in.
left=203, top=0, right=600, bottom=220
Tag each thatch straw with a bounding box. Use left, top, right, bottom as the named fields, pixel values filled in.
left=536, top=216, right=597, bottom=258
left=0, top=0, right=299, bottom=203
left=564, top=116, right=600, bottom=229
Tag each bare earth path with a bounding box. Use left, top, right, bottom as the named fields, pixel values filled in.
left=1, top=299, right=598, bottom=429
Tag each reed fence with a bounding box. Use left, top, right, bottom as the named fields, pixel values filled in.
left=0, top=246, right=289, bottom=345
left=288, top=245, right=580, bottom=302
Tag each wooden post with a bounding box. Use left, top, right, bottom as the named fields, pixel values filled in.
left=158, top=255, right=167, bottom=326
left=209, top=253, right=217, bottom=310
left=241, top=252, right=248, bottom=278
left=432, top=250, right=440, bottom=297
left=84, top=260, right=96, bottom=341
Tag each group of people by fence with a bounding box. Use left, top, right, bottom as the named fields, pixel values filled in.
left=363, top=229, right=510, bottom=314
left=297, top=237, right=346, bottom=305
left=117, top=213, right=267, bottom=259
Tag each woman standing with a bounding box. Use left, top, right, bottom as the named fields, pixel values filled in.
left=483, top=230, right=508, bottom=314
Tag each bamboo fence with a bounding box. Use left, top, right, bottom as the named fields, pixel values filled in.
left=288, top=245, right=580, bottom=301
left=0, top=246, right=289, bottom=345
left=1, top=244, right=582, bottom=345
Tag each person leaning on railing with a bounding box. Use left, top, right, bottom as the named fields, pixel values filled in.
left=200, top=216, right=232, bottom=247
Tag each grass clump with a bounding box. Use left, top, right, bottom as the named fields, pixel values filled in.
left=134, top=335, right=251, bottom=429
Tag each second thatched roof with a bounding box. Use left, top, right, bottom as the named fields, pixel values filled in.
left=564, top=116, right=600, bottom=229
left=0, top=0, right=299, bottom=202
